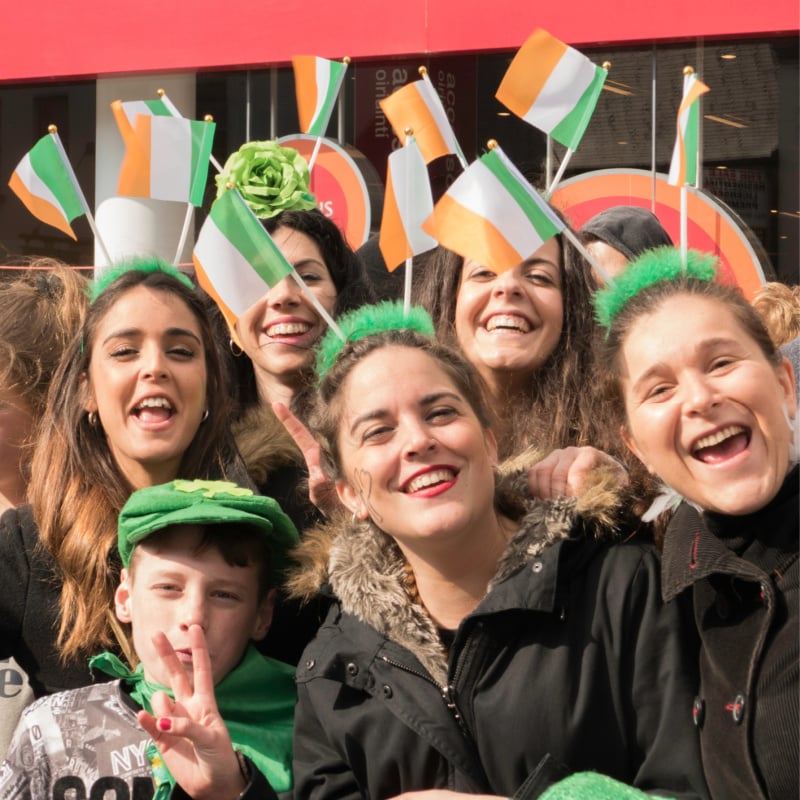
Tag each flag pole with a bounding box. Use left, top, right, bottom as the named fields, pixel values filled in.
left=174, top=205, right=194, bottom=265
left=419, top=66, right=468, bottom=170
left=402, top=128, right=415, bottom=315
left=680, top=185, right=688, bottom=269
left=545, top=148, right=574, bottom=198
left=49, top=126, right=113, bottom=265
left=158, top=88, right=224, bottom=174
left=231, top=186, right=344, bottom=339
left=561, top=224, right=616, bottom=287
left=308, top=136, right=324, bottom=175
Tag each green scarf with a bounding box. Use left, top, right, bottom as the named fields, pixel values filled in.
left=90, top=644, right=295, bottom=797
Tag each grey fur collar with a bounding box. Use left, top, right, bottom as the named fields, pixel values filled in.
left=287, top=468, right=622, bottom=685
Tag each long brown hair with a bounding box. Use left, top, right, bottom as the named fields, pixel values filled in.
left=412, top=234, right=622, bottom=461
left=29, top=263, right=238, bottom=662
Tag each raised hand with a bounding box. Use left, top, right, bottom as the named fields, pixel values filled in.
left=527, top=446, right=629, bottom=499
left=272, top=400, right=340, bottom=514
left=137, top=625, right=247, bottom=800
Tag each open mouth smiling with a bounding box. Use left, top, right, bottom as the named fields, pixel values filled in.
left=133, top=396, right=174, bottom=421
left=690, top=425, right=751, bottom=463
left=265, top=321, right=313, bottom=338
left=484, top=314, right=532, bottom=333
left=403, top=468, right=458, bottom=494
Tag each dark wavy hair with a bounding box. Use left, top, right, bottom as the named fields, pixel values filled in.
left=29, top=260, right=239, bottom=663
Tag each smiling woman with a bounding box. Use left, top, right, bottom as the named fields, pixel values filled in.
left=596, top=247, right=799, bottom=800
left=0, top=259, right=242, bottom=706
left=413, top=228, right=608, bottom=462
left=284, top=300, right=708, bottom=800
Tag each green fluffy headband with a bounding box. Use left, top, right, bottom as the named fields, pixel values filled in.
left=315, top=300, right=435, bottom=379
left=88, top=258, right=194, bottom=305
left=593, top=246, right=718, bottom=332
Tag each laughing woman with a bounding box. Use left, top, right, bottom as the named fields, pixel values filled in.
left=0, top=259, right=241, bottom=699
left=413, top=234, right=631, bottom=499
left=287, top=301, right=708, bottom=800
left=595, top=248, right=798, bottom=800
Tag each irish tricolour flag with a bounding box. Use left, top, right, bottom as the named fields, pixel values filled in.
left=379, top=137, right=437, bottom=272
left=668, top=72, right=710, bottom=187
left=423, top=145, right=563, bottom=274
left=192, top=189, right=293, bottom=330
left=117, top=114, right=215, bottom=206
left=380, top=78, right=465, bottom=166
left=292, top=55, right=349, bottom=137
left=8, top=132, right=88, bottom=240
left=496, top=28, right=607, bottom=151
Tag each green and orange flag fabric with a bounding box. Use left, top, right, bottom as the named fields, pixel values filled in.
left=116, top=113, right=215, bottom=206
left=8, top=130, right=88, bottom=240
left=292, top=55, right=349, bottom=137
left=668, top=71, right=710, bottom=187
left=496, top=28, right=607, bottom=151
left=192, top=187, right=293, bottom=330
left=423, top=144, right=563, bottom=273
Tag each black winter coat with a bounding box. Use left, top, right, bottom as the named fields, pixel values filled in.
left=0, top=504, right=93, bottom=696
left=290, top=492, right=709, bottom=800
left=661, top=466, right=799, bottom=800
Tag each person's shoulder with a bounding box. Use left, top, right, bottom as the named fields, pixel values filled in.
left=0, top=503, right=38, bottom=541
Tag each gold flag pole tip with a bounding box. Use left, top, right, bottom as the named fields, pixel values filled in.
left=683, top=66, right=695, bottom=75
left=157, top=88, right=165, bottom=97
left=225, top=182, right=235, bottom=191
left=486, top=139, right=498, bottom=150
left=404, top=127, right=414, bottom=136
left=418, top=66, right=428, bottom=77
left=48, top=124, right=58, bottom=134
left=343, top=56, right=351, bottom=64
left=602, top=61, right=612, bottom=71
left=204, top=114, right=214, bottom=122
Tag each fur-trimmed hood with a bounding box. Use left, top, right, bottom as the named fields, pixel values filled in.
left=287, top=466, right=624, bottom=685
left=232, top=404, right=303, bottom=486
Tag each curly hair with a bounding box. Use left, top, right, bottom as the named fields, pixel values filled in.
left=752, top=281, right=800, bottom=348
left=412, top=233, right=622, bottom=461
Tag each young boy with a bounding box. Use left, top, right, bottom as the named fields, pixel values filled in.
left=0, top=479, right=299, bottom=800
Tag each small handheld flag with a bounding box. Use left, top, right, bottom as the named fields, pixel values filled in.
left=380, top=68, right=467, bottom=168
left=668, top=68, right=710, bottom=188
left=192, top=188, right=294, bottom=330
left=117, top=114, right=215, bottom=206
left=292, top=55, right=350, bottom=138
left=379, top=136, right=437, bottom=273
left=8, top=127, right=89, bottom=240
left=422, top=141, right=564, bottom=274
left=496, top=28, right=607, bottom=152
left=193, top=187, right=342, bottom=339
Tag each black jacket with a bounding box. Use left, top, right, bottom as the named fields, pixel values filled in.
left=290, top=487, right=709, bottom=800
left=661, top=466, right=799, bottom=800
left=0, top=504, right=94, bottom=696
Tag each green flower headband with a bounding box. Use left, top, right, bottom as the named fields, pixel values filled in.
left=215, top=140, right=317, bottom=219
left=315, top=300, right=436, bottom=380
left=593, top=246, right=718, bottom=332
left=88, top=258, right=194, bottom=305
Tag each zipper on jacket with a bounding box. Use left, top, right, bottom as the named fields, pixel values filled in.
left=378, top=654, right=471, bottom=737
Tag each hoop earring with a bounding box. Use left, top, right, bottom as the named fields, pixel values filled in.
left=87, top=411, right=98, bottom=427
left=201, top=409, right=209, bottom=423
left=229, top=338, right=243, bottom=357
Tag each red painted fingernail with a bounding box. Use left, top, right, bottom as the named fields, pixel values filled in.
left=158, top=717, right=172, bottom=732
